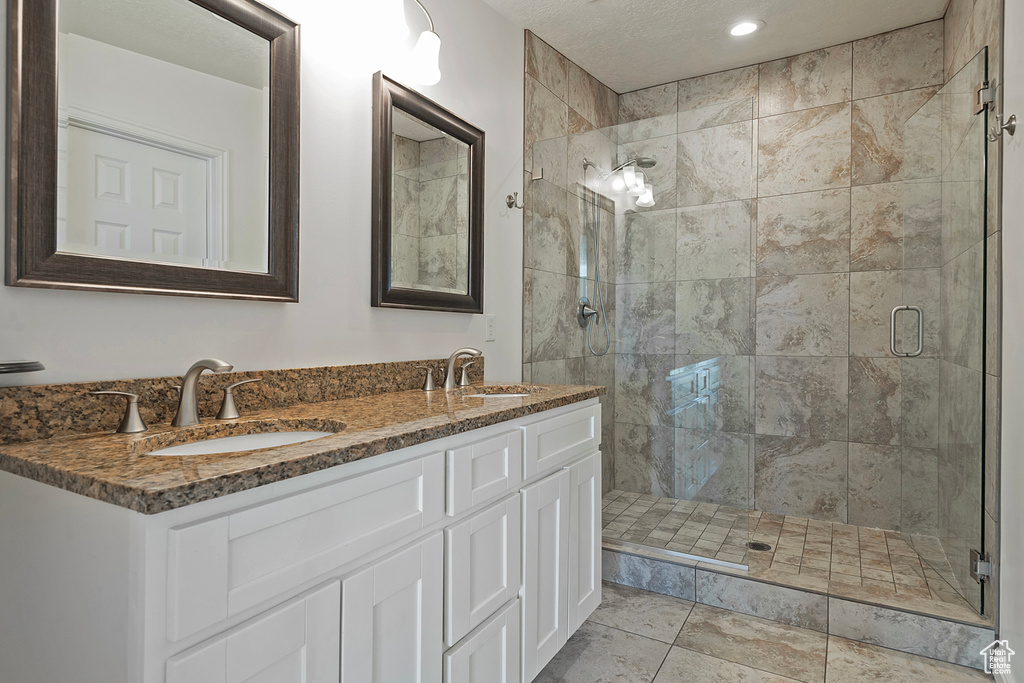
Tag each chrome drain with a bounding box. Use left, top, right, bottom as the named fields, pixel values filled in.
left=747, top=541, right=772, bottom=552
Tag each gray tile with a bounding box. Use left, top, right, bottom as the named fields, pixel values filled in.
left=614, top=422, right=675, bottom=497
left=616, top=209, right=676, bottom=284
left=848, top=357, right=901, bottom=446
left=826, top=636, right=992, bottom=680
left=759, top=44, right=852, bottom=117
left=676, top=430, right=752, bottom=510
left=852, top=87, right=940, bottom=186
left=526, top=32, right=568, bottom=101
left=603, top=549, right=697, bottom=601
left=677, top=200, right=753, bottom=281
left=616, top=282, right=676, bottom=355
left=848, top=443, right=901, bottom=530
left=568, top=62, right=618, bottom=130
left=677, top=65, right=759, bottom=132
left=535, top=621, right=670, bottom=683
left=620, top=82, right=677, bottom=124
left=531, top=269, right=571, bottom=361
left=903, top=180, right=942, bottom=268
left=532, top=359, right=566, bottom=384
left=655, top=646, right=802, bottom=682
left=695, top=570, right=829, bottom=632
left=675, top=278, right=753, bottom=355
left=754, top=437, right=848, bottom=523
left=526, top=75, right=568, bottom=146
left=522, top=268, right=534, bottom=363
left=851, top=183, right=903, bottom=272
left=757, top=103, right=851, bottom=197
left=900, top=447, right=938, bottom=533
left=755, top=356, right=848, bottom=440
left=526, top=180, right=569, bottom=274
left=677, top=121, right=754, bottom=207
left=827, top=600, right=994, bottom=669
left=852, top=20, right=944, bottom=99
left=622, top=135, right=678, bottom=211
left=849, top=270, right=902, bottom=358
left=756, top=189, right=851, bottom=276
left=755, top=273, right=850, bottom=356
left=589, top=581, right=693, bottom=643
left=614, top=354, right=677, bottom=428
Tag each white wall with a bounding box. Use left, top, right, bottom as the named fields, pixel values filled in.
left=0, top=0, right=525, bottom=386
left=1002, top=0, right=1023, bottom=676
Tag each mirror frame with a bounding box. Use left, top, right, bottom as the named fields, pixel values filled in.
left=6, top=0, right=300, bottom=301
left=371, top=72, right=484, bottom=314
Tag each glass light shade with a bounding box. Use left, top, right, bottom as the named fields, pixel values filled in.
left=627, top=171, right=646, bottom=196
left=621, top=165, right=637, bottom=190
left=410, top=30, right=442, bottom=85
left=381, top=0, right=410, bottom=43
left=636, top=185, right=655, bottom=207
left=610, top=176, right=626, bottom=192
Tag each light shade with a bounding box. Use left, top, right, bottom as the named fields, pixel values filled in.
left=636, top=185, right=655, bottom=208
left=410, top=30, right=441, bottom=85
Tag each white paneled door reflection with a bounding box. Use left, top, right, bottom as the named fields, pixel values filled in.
left=61, top=125, right=212, bottom=266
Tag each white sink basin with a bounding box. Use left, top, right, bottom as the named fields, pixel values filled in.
left=147, top=431, right=335, bottom=456
left=462, top=393, right=532, bottom=398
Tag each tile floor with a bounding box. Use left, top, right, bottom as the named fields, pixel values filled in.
left=602, top=490, right=984, bottom=624
left=537, top=582, right=992, bottom=682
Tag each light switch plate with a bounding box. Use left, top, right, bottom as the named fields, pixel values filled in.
left=485, top=314, right=496, bottom=342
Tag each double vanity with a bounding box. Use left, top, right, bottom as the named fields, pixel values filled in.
left=0, top=374, right=605, bottom=683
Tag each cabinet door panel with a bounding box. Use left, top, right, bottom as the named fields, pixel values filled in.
left=166, top=580, right=340, bottom=683
left=444, top=598, right=520, bottom=683
left=447, top=430, right=523, bottom=516
left=445, top=494, right=521, bottom=646
left=520, top=469, right=570, bottom=681
left=341, top=533, right=443, bottom=683
left=567, top=452, right=601, bottom=634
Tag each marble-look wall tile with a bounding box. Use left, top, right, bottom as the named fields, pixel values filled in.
left=902, top=268, right=940, bottom=357
left=755, top=273, right=850, bottom=356
left=901, top=358, right=939, bottom=448
left=531, top=359, right=567, bottom=384
left=567, top=127, right=617, bottom=197
left=849, top=357, right=902, bottom=446
left=531, top=269, right=571, bottom=361
left=615, top=354, right=677, bottom=427
left=568, top=61, right=618, bottom=130
left=755, top=436, right=848, bottom=522
left=523, top=270, right=534, bottom=363
left=530, top=136, right=568, bottom=192
left=852, top=20, right=944, bottom=99
left=677, top=65, right=759, bottom=132
left=695, top=570, right=829, bottom=632
left=983, top=509, right=999, bottom=627
left=621, top=135, right=678, bottom=210
left=677, top=430, right=752, bottom=509
left=986, top=231, right=1001, bottom=376
left=614, top=422, right=676, bottom=496
left=755, top=356, right=848, bottom=440
left=586, top=352, right=616, bottom=418
left=901, top=446, right=938, bottom=533
left=418, top=234, right=457, bottom=288
left=827, top=598, right=993, bottom=668
left=419, top=176, right=458, bottom=237
left=852, top=87, right=940, bottom=186
left=943, top=0, right=974, bottom=79
left=603, top=549, right=697, bottom=601
left=849, top=270, right=902, bottom=357
left=985, top=374, right=1000, bottom=521
left=526, top=32, right=568, bottom=101
left=616, top=283, right=676, bottom=355
left=759, top=44, right=853, bottom=117
left=674, top=354, right=753, bottom=435
left=675, top=279, right=753, bottom=356
left=526, top=179, right=569, bottom=274
left=620, top=82, right=677, bottom=126
left=903, top=180, right=942, bottom=268
left=848, top=442, right=901, bottom=529
left=756, top=189, right=851, bottom=275
left=526, top=75, right=568, bottom=146
left=851, top=183, right=903, bottom=271
left=677, top=200, right=753, bottom=281
left=758, top=102, right=852, bottom=197
left=676, top=122, right=753, bottom=208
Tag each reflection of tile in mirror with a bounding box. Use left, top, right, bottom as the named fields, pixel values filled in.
left=56, top=0, right=271, bottom=274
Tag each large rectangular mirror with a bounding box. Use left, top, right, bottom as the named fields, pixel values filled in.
left=7, top=0, right=299, bottom=301
left=371, top=72, right=484, bottom=313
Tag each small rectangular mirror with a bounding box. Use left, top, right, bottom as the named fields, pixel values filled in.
left=372, top=72, right=484, bottom=313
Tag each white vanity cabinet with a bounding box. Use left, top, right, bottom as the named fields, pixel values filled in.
left=0, top=399, right=602, bottom=683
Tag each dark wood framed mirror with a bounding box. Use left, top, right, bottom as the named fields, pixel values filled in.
left=6, top=0, right=300, bottom=301
left=371, top=72, right=484, bottom=313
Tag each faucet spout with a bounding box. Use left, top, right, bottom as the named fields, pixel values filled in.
left=172, top=358, right=234, bottom=427
left=443, top=347, right=482, bottom=390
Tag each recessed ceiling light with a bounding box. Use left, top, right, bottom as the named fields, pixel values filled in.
left=729, top=20, right=763, bottom=36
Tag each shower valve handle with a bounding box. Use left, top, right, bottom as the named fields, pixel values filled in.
left=577, top=298, right=599, bottom=328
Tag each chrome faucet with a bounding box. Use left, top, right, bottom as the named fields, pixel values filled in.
left=172, top=358, right=234, bottom=427
left=443, top=347, right=482, bottom=390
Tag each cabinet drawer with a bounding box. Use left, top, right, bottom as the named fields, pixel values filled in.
left=521, top=404, right=600, bottom=479
left=446, top=430, right=523, bottom=516
left=444, top=494, right=521, bottom=646
left=167, top=452, right=445, bottom=642
left=444, top=598, right=520, bottom=683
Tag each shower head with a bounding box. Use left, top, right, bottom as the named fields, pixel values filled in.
left=610, top=156, right=657, bottom=173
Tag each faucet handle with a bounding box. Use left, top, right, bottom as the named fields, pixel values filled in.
left=458, top=360, right=476, bottom=387
left=415, top=366, right=437, bottom=392
left=216, top=378, right=262, bottom=420
left=90, top=391, right=147, bottom=434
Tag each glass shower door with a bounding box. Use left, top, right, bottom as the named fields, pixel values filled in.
left=900, top=48, right=987, bottom=613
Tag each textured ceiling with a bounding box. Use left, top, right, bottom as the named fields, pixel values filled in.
left=481, top=0, right=948, bottom=93
left=60, top=0, right=270, bottom=89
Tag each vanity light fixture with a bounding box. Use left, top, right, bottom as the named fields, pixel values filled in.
left=729, top=20, right=764, bottom=36
left=409, top=0, right=442, bottom=85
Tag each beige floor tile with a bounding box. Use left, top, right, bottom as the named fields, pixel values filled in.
left=824, top=637, right=990, bottom=682
left=588, top=582, right=693, bottom=643
left=653, top=646, right=802, bottom=682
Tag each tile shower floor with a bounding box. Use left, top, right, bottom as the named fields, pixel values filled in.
left=537, top=582, right=991, bottom=682
left=602, top=490, right=987, bottom=626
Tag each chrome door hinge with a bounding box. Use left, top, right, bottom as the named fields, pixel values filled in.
left=971, top=549, right=991, bottom=583
left=976, top=82, right=995, bottom=114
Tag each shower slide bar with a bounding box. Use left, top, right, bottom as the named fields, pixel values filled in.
left=890, top=305, right=924, bottom=357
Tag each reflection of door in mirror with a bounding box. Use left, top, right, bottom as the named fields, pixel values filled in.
left=390, top=109, right=470, bottom=295
left=56, top=0, right=270, bottom=273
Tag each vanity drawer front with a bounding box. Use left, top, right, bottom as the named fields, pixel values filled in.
left=444, top=493, right=521, bottom=646
left=446, top=430, right=523, bottom=516
left=521, top=404, right=600, bottom=479
left=443, top=598, right=520, bottom=683
left=166, top=452, right=445, bottom=642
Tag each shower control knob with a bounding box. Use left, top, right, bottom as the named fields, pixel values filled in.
left=577, top=298, right=599, bottom=328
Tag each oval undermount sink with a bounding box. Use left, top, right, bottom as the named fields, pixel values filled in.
left=147, top=430, right=336, bottom=456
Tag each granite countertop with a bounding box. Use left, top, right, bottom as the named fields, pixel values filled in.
left=0, top=383, right=604, bottom=514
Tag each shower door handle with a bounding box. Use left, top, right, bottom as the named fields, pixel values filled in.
left=890, top=306, right=924, bottom=357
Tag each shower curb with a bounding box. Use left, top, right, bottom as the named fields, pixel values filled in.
left=602, top=544, right=995, bottom=671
